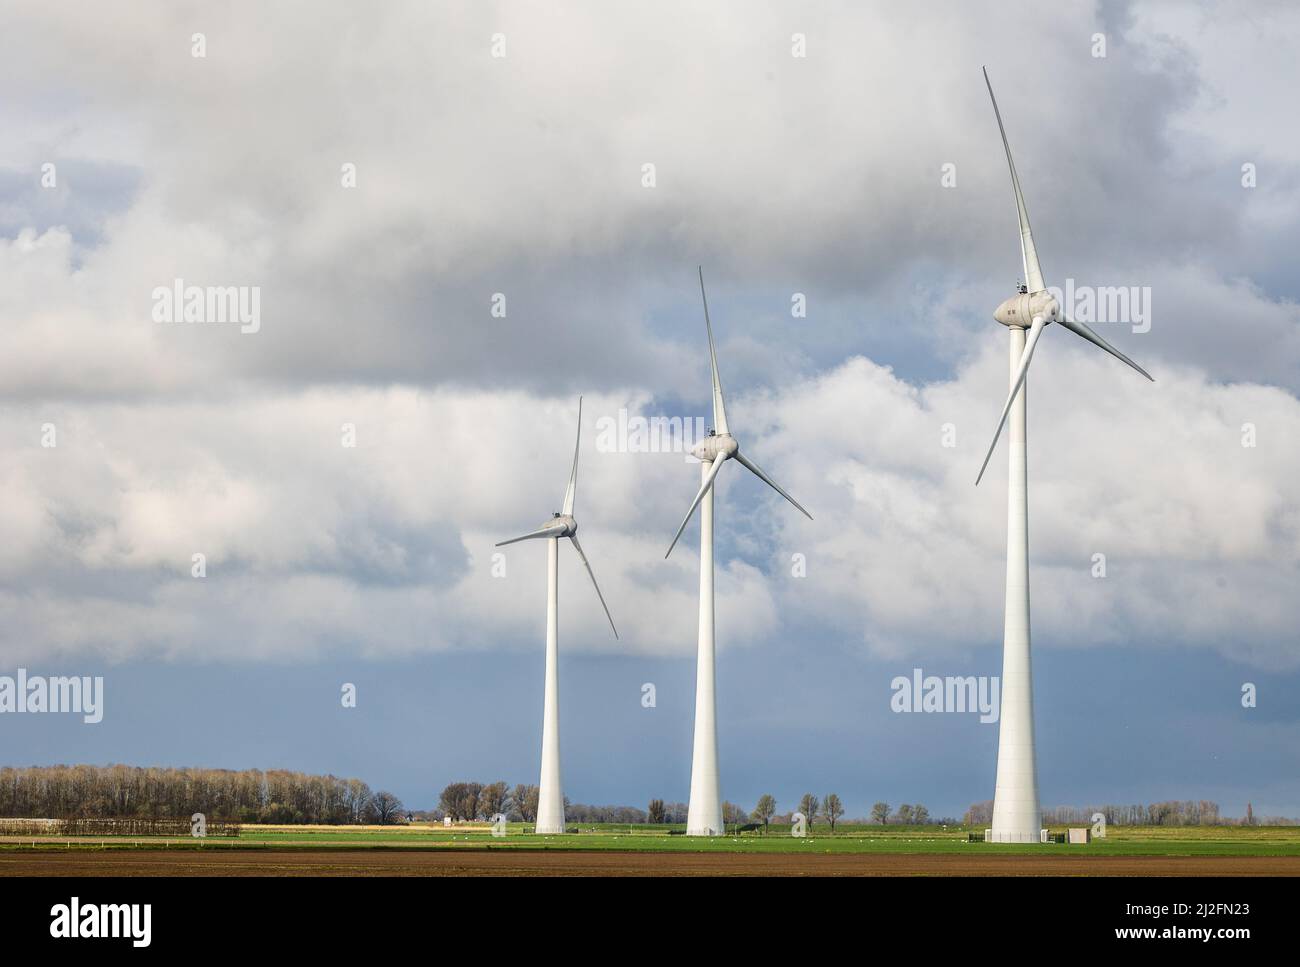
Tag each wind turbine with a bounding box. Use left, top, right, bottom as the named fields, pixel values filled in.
left=977, top=68, right=1152, bottom=843
left=496, top=397, right=618, bottom=835
left=665, top=267, right=812, bottom=836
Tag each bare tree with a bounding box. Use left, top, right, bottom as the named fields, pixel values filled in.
left=437, top=782, right=484, bottom=821
left=753, top=794, right=776, bottom=833
left=510, top=784, right=538, bottom=822
left=479, top=781, right=509, bottom=819
left=799, top=794, right=820, bottom=831
left=438, top=783, right=465, bottom=820
left=459, top=783, right=484, bottom=820
left=822, top=793, right=844, bottom=832
left=647, top=799, right=666, bottom=824
left=912, top=804, right=930, bottom=825
left=871, top=801, right=890, bottom=825
left=368, top=791, right=403, bottom=825
left=894, top=803, right=914, bottom=825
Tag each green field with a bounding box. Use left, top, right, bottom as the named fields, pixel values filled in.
left=6, top=823, right=1300, bottom=857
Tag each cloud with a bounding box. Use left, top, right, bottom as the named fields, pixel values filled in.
left=0, top=387, right=779, bottom=663
left=2, top=339, right=1295, bottom=670
left=1, top=0, right=1296, bottom=406
left=749, top=343, right=1300, bottom=669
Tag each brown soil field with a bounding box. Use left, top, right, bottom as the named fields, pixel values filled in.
left=3, top=850, right=1299, bottom=876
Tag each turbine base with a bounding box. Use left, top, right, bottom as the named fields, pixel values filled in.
left=685, top=823, right=723, bottom=837
left=987, top=828, right=1045, bottom=844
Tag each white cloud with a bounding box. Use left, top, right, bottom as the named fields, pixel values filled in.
left=749, top=343, right=1300, bottom=669
left=1, top=341, right=1295, bottom=670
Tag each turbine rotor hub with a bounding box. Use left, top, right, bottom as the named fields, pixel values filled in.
left=993, top=289, right=1059, bottom=328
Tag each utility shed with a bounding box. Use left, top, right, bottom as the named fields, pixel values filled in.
left=1068, top=827, right=1091, bottom=844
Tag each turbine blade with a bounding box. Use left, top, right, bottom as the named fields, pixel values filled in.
left=665, top=455, right=728, bottom=559
left=1057, top=316, right=1154, bottom=382
left=733, top=451, right=813, bottom=521
left=975, top=316, right=1046, bottom=486
left=568, top=535, right=618, bottom=639
left=495, top=524, right=565, bottom=547
left=983, top=67, right=1045, bottom=294
left=698, top=266, right=730, bottom=435
left=562, top=396, right=582, bottom=516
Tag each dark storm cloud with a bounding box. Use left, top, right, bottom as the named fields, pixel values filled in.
left=1, top=1, right=1297, bottom=400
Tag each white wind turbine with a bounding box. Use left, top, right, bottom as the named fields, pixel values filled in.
left=665, top=267, right=812, bottom=836
left=977, top=68, right=1152, bottom=843
left=496, top=397, right=618, bottom=835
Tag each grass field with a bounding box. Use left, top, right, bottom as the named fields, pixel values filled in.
left=5, top=822, right=1300, bottom=856
left=4, top=823, right=1299, bottom=875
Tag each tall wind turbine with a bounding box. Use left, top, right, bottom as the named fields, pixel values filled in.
left=977, top=68, right=1152, bottom=843
left=665, top=267, right=812, bottom=836
left=496, top=397, right=618, bottom=835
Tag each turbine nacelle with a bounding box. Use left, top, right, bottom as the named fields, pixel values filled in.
left=993, top=290, right=1059, bottom=329
left=690, top=433, right=738, bottom=464
left=540, top=513, right=576, bottom=538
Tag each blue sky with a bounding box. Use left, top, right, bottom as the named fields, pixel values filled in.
left=1, top=0, right=1298, bottom=820
left=7, top=643, right=1295, bottom=820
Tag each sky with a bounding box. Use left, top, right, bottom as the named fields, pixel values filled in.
left=1, top=0, right=1297, bottom=821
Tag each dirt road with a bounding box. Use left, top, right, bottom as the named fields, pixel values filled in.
left=4, top=849, right=1298, bottom=876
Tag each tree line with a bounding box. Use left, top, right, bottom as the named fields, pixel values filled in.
left=435, top=782, right=763, bottom=826
left=775, top=795, right=930, bottom=829
left=26, top=766, right=1273, bottom=829
left=438, top=786, right=1296, bottom=829
left=0, top=764, right=404, bottom=825
left=430, top=781, right=647, bottom=824
left=436, top=783, right=936, bottom=832
left=963, top=800, right=1294, bottom=826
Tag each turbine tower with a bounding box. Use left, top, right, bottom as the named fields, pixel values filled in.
left=977, top=69, right=1152, bottom=843
left=666, top=268, right=812, bottom=836
left=496, top=397, right=618, bottom=835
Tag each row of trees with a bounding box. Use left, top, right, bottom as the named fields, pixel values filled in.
left=441, top=788, right=1288, bottom=829
left=0, top=765, right=403, bottom=825
left=886, top=803, right=932, bottom=825
left=434, top=783, right=937, bottom=831
left=962, top=800, right=1291, bottom=826
left=438, top=782, right=537, bottom=822
left=438, top=783, right=674, bottom=824
left=773, top=796, right=928, bottom=829
left=1045, top=802, right=1223, bottom=826
left=647, top=800, right=751, bottom=825
left=21, top=768, right=1274, bottom=829
left=796, top=794, right=845, bottom=830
